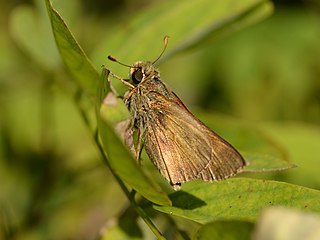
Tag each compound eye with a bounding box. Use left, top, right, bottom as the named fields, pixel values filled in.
left=131, top=69, right=143, bottom=84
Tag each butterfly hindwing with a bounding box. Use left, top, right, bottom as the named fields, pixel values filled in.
left=143, top=91, right=246, bottom=186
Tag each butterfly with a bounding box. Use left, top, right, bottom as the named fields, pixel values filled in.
left=108, top=36, right=246, bottom=189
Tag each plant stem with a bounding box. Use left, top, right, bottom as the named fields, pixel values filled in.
left=95, top=135, right=165, bottom=239
left=129, top=190, right=166, bottom=239
left=94, top=131, right=130, bottom=196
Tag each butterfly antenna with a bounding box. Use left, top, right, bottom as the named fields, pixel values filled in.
left=107, top=55, right=132, bottom=68
left=152, top=35, right=169, bottom=64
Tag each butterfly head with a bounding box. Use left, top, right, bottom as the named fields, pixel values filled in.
left=108, top=36, right=168, bottom=87
left=130, top=61, right=160, bottom=86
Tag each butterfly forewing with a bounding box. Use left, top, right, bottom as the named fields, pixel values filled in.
left=113, top=60, right=246, bottom=189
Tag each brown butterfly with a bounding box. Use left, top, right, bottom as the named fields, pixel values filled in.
left=108, top=36, right=246, bottom=189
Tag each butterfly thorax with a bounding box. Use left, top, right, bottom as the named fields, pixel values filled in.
left=124, top=61, right=173, bottom=132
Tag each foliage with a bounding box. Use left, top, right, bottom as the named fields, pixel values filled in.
left=1, top=0, right=320, bottom=239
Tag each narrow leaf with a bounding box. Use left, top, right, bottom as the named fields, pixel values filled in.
left=45, top=0, right=99, bottom=95
left=93, top=0, right=273, bottom=76
left=97, top=68, right=171, bottom=206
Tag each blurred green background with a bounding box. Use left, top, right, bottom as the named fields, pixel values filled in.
left=1, top=0, right=320, bottom=239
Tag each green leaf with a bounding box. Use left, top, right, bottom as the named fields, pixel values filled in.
left=242, top=152, right=296, bottom=172
left=193, top=221, right=254, bottom=240
left=97, top=68, right=171, bottom=206
left=153, top=178, right=320, bottom=224
left=45, top=0, right=99, bottom=95
left=253, top=207, right=320, bottom=240
left=93, top=0, right=273, bottom=77
left=46, top=0, right=171, bottom=206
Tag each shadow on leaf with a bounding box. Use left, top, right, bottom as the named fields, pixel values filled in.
left=169, top=191, right=206, bottom=210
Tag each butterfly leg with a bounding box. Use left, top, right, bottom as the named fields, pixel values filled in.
left=109, top=72, right=135, bottom=89
left=135, top=128, right=143, bottom=164
left=134, top=117, right=147, bottom=165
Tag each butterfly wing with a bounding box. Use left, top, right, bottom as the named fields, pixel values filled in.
left=143, top=91, right=246, bottom=187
